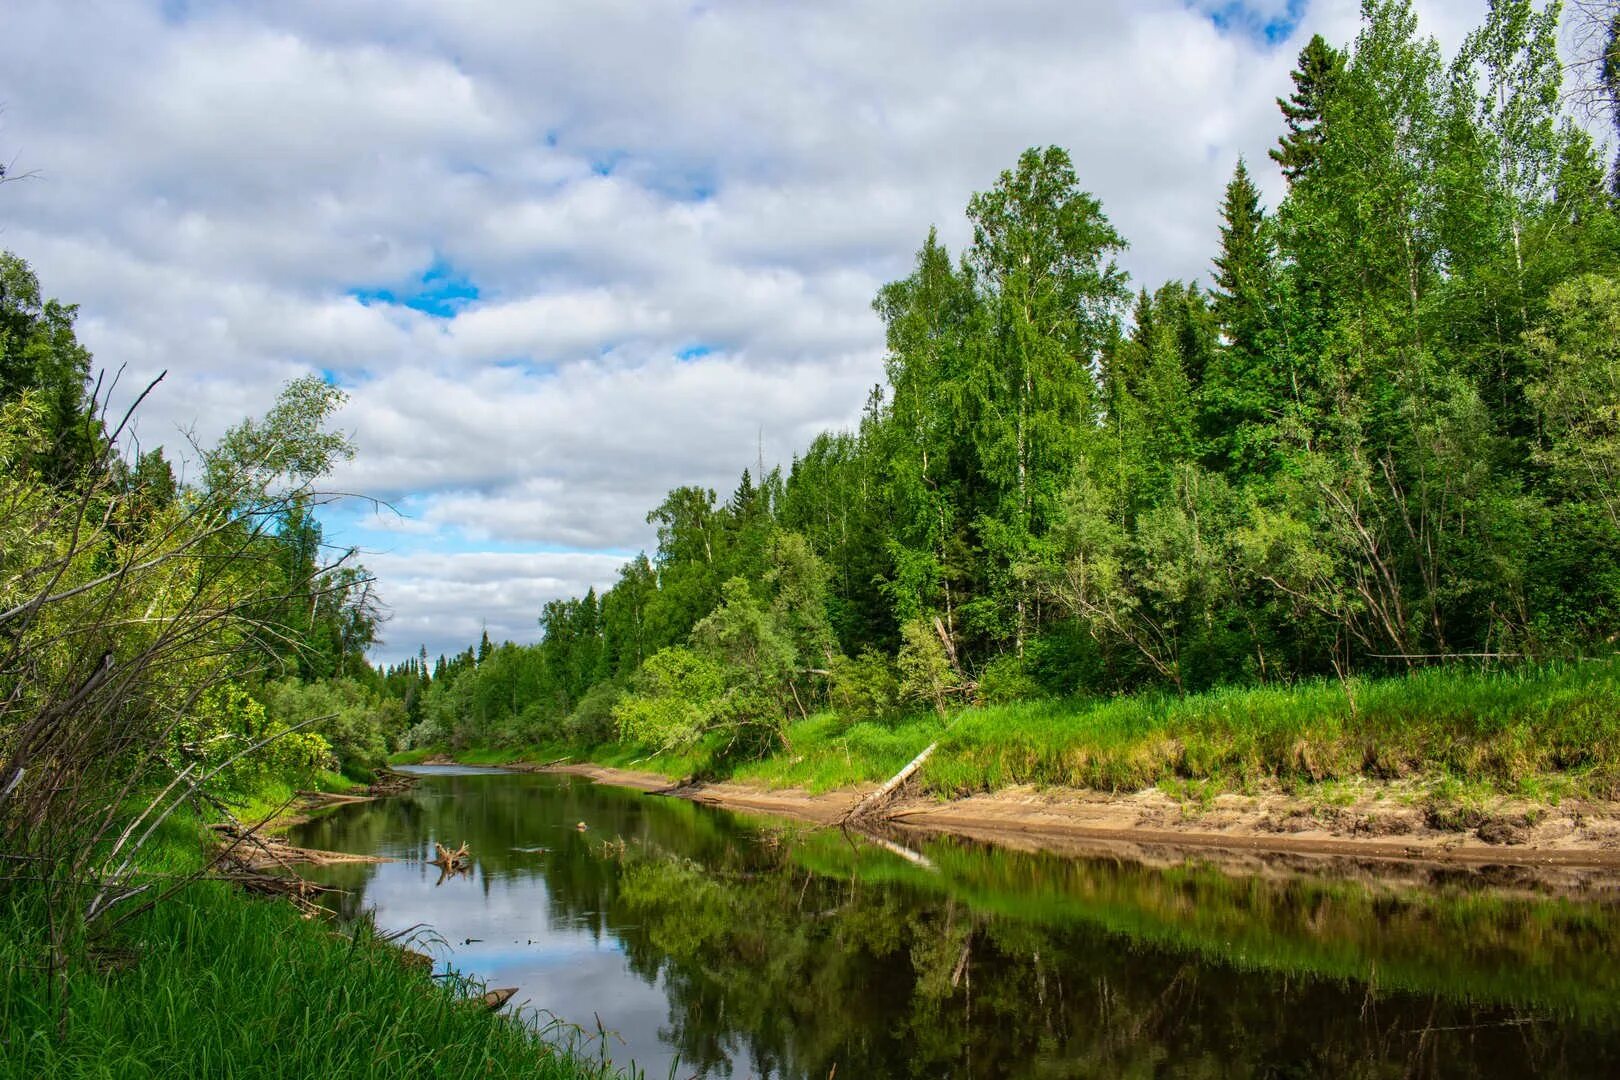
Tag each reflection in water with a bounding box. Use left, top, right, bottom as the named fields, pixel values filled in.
left=290, top=769, right=1620, bottom=1079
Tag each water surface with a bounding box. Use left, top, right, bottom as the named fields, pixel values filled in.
left=290, top=767, right=1620, bottom=1078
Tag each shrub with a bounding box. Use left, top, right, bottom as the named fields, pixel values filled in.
left=829, top=649, right=900, bottom=724
left=565, top=681, right=623, bottom=745
left=614, top=647, right=725, bottom=751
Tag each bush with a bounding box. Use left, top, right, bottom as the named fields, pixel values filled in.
left=565, top=681, right=623, bottom=745
left=976, top=653, right=1043, bottom=705
left=614, top=646, right=725, bottom=750
left=183, top=683, right=334, bottom=798
left=261, top=678, right=403, bottom=778
left=829, top=649, right=900, bottom=724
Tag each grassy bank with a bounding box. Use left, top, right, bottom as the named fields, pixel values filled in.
left=0, top=810, right=625, bottom=1079
left=413, top=659, right=1620, bottom=804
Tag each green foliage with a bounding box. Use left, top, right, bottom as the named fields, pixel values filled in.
left=828, top=649, right=900, bottom=724
left=0, top=251, right=99, bottom=482
left=261, top=678, right=403, bottom=779
left=181, top=683, right=333, bottom=797
left=614, top=646, right=725, bottom=751
left=975, top=653, right=1041, bottom=705
left=896, top=618, right=957, bottom=717
left=1270, top=34, right=1345, bottom=182
left=690, top=577, right=800, bottom=753
left=203, top=375, right=353, bottom=505
left=565, top=680, right=623, bottom=745
left=1526, top=271, right=1620, bottom=521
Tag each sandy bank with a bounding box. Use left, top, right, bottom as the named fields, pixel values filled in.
left=540, top=763, right=1620, bottom=879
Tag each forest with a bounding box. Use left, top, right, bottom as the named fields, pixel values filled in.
left=391, top=1, right=1620, bottom=785
left=5, top=0, right=1620, bottom=1075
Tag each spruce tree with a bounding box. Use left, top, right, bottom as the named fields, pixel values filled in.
left=1210, top=159, right=1269, bottom=355
left=1203, top=159, right=1281, bottom=475
left=1270, top=34, right=1344, bottom=183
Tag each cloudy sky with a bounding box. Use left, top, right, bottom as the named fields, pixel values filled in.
left=1, top=0, right=1501, bottom=662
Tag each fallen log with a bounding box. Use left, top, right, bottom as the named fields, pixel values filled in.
left=295, top=790, right=374, bottom=804
left=209, top=824, right=393, bottom=870
left=839, top=741, right=937, bottom=826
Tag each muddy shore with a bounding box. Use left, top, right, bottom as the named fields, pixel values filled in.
left=525, top=761, right=1620, bottom=888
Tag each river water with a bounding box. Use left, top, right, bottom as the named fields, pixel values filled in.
left=288, top=765, right=1620, bottom=1078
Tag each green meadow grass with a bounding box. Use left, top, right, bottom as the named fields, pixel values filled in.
left=0, top=803, right=628, bottom=1080
left=693, top=659, right=1620, bottom=799
left=407, top=660, right=1620, bottom=802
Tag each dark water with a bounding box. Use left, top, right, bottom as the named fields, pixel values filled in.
left=289, top=766, right=1620, bottom=1078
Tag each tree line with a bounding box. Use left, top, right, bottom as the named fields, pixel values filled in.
left=398, top=1, right=1620, bottom=760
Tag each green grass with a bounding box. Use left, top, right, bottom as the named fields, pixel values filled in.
left=422, top=659, right=1620, bottom=804
left=632, top=658, right=1620, bottom=800
left=219, top=770, right=363, bottom=828
left=0, top=797, right=627, bottom=1079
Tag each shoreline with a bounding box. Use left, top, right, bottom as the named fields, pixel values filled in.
left=529, top=761, right=1620, bottom=879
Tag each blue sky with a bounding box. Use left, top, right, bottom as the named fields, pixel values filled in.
left=0, top=0, right=1493, bottom=660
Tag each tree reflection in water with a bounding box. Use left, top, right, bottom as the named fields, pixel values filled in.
left=292, top=769, right=1620, bottom=1079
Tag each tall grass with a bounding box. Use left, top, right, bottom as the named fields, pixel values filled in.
left=0, top=878, right=627, bottom=1079
left=714, top=659, right=1620, bottom=797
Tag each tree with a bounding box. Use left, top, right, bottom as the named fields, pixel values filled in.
left=962, top=146, right=1129, bottom=654
left=1203, top=161, right=1289, bottom=474
left=1270, top=34, right=1345, bottom=183
left=691, top=577, right=799, bottom=752
left=1526, top=271, right=1620, bottom=527
left=612, top=646, right=725, bottom=752
left=0, top=251, right=98, bottom=482
left=896, top=618, right=958, bottom=717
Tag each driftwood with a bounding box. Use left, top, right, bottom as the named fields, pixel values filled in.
left=432, top=841, right=470, bottom=869
left=431, top=841, right=471, bottom=884
left=208, top=823, right=392, bottom=870
left=839, top=742, right=937, bottom=826
left=481, top=987, right=519, bottom=1011
left=365, top=770, right=420, bottom=796
left=295, top=790, right=372, bottom=805
left=208, top=828, right=351, bottom=918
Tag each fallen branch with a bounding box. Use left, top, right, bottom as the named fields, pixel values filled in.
left=839, top=742, right=937, bottom=826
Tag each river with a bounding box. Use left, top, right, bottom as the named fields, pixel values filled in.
left=288, top=764, right=1620, bottom=1078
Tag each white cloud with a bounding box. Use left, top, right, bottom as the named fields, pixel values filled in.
left=364, top=551, right=629, bottom=661
left=0, top=0, right=1502, bottom=660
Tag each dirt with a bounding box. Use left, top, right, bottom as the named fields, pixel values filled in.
left=538, top=763, right=1620, bottom=883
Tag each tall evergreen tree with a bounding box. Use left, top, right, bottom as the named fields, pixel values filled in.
left=1202, top=159, right=1286, bottom=474
left=1270, top=34, right=1345, bottom=183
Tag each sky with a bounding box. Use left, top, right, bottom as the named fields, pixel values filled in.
left=0, top=0, right=1504, bottom=663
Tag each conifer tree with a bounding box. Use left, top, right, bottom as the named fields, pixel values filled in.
left=1270, top=34, right=1345, bottom=183
left=1210, top=159, right=1270, bottom=358
left=1202, top=160, right=1283, bottom=474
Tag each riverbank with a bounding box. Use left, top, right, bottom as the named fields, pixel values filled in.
left=401, top=659, right=1620, bottom=875
left=0, top=797, right=626, bottom=1080
left=523, top=761, right=1620, bottom=878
